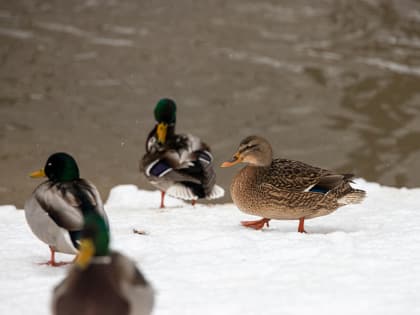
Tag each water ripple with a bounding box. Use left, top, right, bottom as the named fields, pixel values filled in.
left=0, top=28, right=33, bottom=39
left=34, top=21, right=133, bottom=47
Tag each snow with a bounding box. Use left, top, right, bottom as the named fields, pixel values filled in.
left=1, top=179, right=420, bottom=315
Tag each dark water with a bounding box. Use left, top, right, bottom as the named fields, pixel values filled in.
left=1, top=0, right=420, bottom=207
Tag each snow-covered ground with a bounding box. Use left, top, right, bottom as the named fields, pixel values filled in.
left=1, top=179, right=420, bottom=315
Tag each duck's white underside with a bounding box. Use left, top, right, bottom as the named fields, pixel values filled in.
left=24, top=195, right=78, bottom=255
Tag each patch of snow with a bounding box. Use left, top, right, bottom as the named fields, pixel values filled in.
left=1, top=179, right=420, bottom=314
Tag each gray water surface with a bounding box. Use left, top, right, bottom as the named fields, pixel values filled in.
left=1, top=0, right=420, bottom=206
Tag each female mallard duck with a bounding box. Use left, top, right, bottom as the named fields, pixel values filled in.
left=24, top=152, right=108, bottom=266
left=140, top=98, right=224, bottom=208
left=221, top=136, right=365, bottom=232
left=52, top=208, right=154, bottom=315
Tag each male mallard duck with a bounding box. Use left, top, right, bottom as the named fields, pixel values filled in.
left=140, top=98, right=224, bottom=208
left=221, top=136, right=366, bottom=232
left=52, top=208, right=154, bottom=315
left=24, top=152, right=108, bottom=266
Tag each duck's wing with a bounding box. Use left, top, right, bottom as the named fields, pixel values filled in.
left=143, top=134, right=211, bottom=184
left=35, top=179, right=105, bottom=231
left=164, top=148, right=222, bottom=200
left=263, top=159, right=349, bottom=193
left=77, top=179, right=108, bottom=224
left=34, top=183, right=83, bottom=231
left=112, top=252, right=155, bottom=315
left=143, top=153, right=202, bottom=184
left=142, top=133, right=223, bottom=199
left=52, top=258, right=132, bottom=315
left=174, top=134, right=219, bottom=191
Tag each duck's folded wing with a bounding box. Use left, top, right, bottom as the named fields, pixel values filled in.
left=261, top=183, right=325, bottom=211
left=77, top=179, right=108, bottom=225
left=305, top=174, right=354, bottom=193
left=267, top=159, right=341, bottom=192
left=35, top=184, right=84, bottom=231
left=144, top=159, right=200, bottom=184
left=175, top=150, right=216, bottom=190
left=112, top=252, right=155, bottom=314
left=261, top=170, right=354, bottom=207
left=194, top=150, right=216, bottom=194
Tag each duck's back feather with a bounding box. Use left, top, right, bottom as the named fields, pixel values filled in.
left=260, top=159, right=344, bottom=192
left=24, top=179, right=107, bottom=253
left=141, top=131, right=223, bottom=200
left=35, top=179, right=106, bottom=231
left=52, top=252, right=154, bottom=315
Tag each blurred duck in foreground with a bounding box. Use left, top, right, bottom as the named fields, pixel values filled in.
left=221, top=136, right=365, bottom=232
left=24, top=152, right=108, bottom=266
left=52, top=206, right=154, bottom=315
left=141, top=98, right=224, bottom=208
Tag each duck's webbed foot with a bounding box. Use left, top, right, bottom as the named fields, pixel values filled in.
left=38, top=246, right=73, bottom=267
left=241, top=218, right=271, bottom=230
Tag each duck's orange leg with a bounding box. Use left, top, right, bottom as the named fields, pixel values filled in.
left=241, top=218, right=271, bottom=230
left=38, top=246, right=72, bottom=267
left=160, top=191, right=166, bottom=209
left=191, top=199, right=196, bottom=206
left=298, top=218, right=307, bottom=233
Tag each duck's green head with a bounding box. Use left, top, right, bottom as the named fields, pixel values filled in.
left=154, top=98, right=176, bottom=124
left=154, top=98, right=176, bottom=144
left=30, top=152, right=80, bottom=182
left=76, top=212, right=110, bottom=269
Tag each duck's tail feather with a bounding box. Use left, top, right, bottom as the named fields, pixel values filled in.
left=206, top=185, right=225, bottom=200
left=338, top=189, right=366, bottom=205
left=166, top=184, right=198, bottom=200
left=166, top=183, right=225, bottom=201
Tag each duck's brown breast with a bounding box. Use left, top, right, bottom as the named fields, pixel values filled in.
left=230, top=166, right=271, bottom=216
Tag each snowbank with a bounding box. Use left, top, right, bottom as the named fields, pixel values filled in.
left=1, top=180, right=420, bottom=315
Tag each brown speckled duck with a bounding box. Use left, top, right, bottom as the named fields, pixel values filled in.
left=221, top=136, right=365, bottom=232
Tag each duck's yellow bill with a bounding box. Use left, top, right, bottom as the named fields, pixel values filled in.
left=29, top=169, right=46, bottom=178
left=157, top=122, right=168, bottom=144
left=76, top=239, right=95, bottom=269
left=220, top=154, right=243, bottom=167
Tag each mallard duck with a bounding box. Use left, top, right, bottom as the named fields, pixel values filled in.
left=51, top=208, right=154, bottom=315
left=24, top=152, right=108, bottom=266
left=221, top=136, right=366, bottom=232
left=140, top=98, right=224, bottom=208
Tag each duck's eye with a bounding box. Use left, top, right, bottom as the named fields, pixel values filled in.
left=240, top=144, right=257, bottom=153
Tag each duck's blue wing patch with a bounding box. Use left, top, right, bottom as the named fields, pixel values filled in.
left=309, top=186, right=330, bottom=194
left=197, top=150, right=213, bottom=164
left=146, top=159, right=173, bottom=177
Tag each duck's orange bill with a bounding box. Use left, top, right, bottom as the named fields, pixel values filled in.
left=220, top=154, right=243, bottom=167
left=29, top=169, right=46, bottom=178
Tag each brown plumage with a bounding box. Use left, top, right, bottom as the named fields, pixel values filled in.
left=221, top=136, right=365, bottom=232
left=52, top=252, right=154, bottom=315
